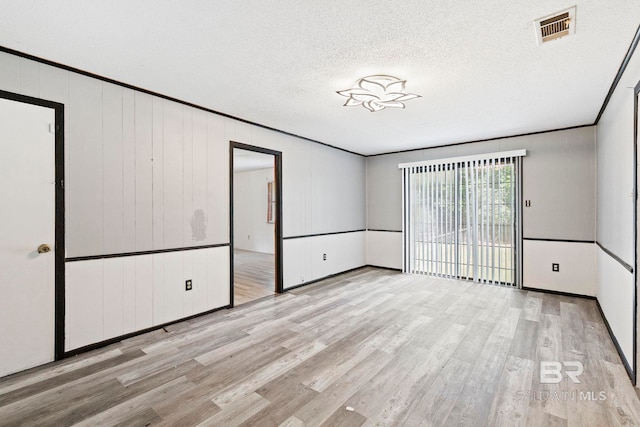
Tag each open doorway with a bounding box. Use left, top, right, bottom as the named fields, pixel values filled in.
left=230, top=142, right=283, bottom=306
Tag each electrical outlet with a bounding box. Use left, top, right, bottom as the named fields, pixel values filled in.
left=525, top=200, right=531, bottom=207
left=552, top=263, right=559, bottom=272
left=323, top=253, right=326, bottom=261
left=185, top=279, right=193, bottom=291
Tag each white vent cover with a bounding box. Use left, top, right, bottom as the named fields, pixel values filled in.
left=535, top=6, right=576, bottom=45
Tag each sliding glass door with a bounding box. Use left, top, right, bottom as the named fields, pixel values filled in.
left=401, top=152, right=524, bottom=287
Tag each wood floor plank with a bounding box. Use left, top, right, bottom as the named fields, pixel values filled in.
left=0, top=348, right=145, bottom=407
left=301, top=324, right=383, bottom=392
left=240, top=379, right=318, bottom=427
left=444, top=383, right=495, bottom=426
left=197, top=392, right=270, bottom=426
left=194, top=327, right=298, bottom=367
left=153, top=385, right=222, bottom=425
left=343, top=346, right=432, bottom=419
left=584, top=320, right=621, bottom=365
left=378, top=314, right=434, bottom=354
left=541, top=293, right=562, bottom=316
left=509, top=318, right=540, bottom=361
left=523, top=293, right=543, bottom=322
left=319, top=407, right=367, bottom=427
left=599, top=359, right=640, bottom=426
left=294, top=350, right=394, bottom=427
left=186, top=338, right=292, bottom=389
left=525, top=408, right=568, bottom=427
left=560, top=301, right=588, bottom=362
left=278, top=416, right=305, bottom=427
left=451, top=319, right=495, bottom=364
left=33, top=358, right=198, bottom=426
left=113, top=407, right=163, bottom=427
left=363, top=324, right=469, bottom=426
left=211, top=340, right=327, bottom=408
left=73, top=376, right=194, bottom=426
left=0, top=348, right=124, bottom=398
left=531, top=313, right=566, bottom=421
left=486, top=355, right=534, bottom=426
left=401, top=356, right=474, bottom=426
left=467, top=307, right=521, bottom=394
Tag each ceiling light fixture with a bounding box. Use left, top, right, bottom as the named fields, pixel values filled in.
left=337, top=75, right=420, bottom=112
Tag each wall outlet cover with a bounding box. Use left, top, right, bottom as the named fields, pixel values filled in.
left=186, top=279, right=193, bottom=291
left=552, top=263, right=559, bottom=272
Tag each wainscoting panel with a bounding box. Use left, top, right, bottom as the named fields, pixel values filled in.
left=65, top=246, right=230, bottom=351
left=65, top=259, right=104, bottom=351
left=283, top=231, right=365, bottom=289
left=366, top=230, right=402, bottom=270
left=102, top=257, right=125, bottom=340
left=523, top=240, right=596, bottom=296
left=597, top=245, right=634, bottom=368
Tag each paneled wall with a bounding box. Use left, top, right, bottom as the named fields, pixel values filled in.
left=366, top=127, right=597, bottom=293
left=595, top=39, right=640, bottom=374
left=0, top=51, right=366, bottom=351
left=0, top=61, right=230, bottom=257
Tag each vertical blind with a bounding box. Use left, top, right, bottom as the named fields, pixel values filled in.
left=399, top=150, right=525, bottom=288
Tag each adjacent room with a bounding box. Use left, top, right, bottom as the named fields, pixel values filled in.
left=1, top=1, right=640, bottom=425
left=232, top=147, right=279, bottom=305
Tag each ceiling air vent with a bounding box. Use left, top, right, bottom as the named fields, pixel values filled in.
left=534, top=6, right=576, bottom=45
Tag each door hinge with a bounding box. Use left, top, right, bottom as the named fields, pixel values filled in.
left=60, top=179, right=64, bottom=189
left=49, top=123, right=60, bottom=134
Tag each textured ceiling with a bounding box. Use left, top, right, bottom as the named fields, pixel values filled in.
left=234, top=149, right=274, bottom=173
left=1, top=1, right=639, bottom=155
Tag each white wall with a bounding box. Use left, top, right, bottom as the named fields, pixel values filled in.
left=523, top=241, right=596, bottom=296
left=597, top=247, right=634, bottom=365
left=284, top=231, right=366, bottom=289
left=0, top=50, right=367, bottom=351
left=233, top=168, right=275, bottom=254
left=366, top=231, right=402, bottom=270
left=596, top=69, right=638, bottom=266
left=595, top=37, right=640, bottom=374
left=65, top=247, right=229, bottom=351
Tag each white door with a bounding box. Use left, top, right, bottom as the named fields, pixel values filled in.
left=0, top=97, right=56, bottom=377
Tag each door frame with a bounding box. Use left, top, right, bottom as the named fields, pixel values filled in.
left=633, top=79, right=639, bottom=385
left=0, top=89, right=65, bottom=361
left=229, top=141, right=283, bottom=306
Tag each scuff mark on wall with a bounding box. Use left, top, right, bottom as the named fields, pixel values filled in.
left=190, top=209, right=207, bottom=241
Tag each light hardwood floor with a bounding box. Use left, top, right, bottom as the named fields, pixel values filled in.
left=1, top=267, right=639, bottom=426
left=234, top=249, right=275, bottom=306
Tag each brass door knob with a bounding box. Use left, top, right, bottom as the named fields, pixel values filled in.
left=37, top=244, right=51, bottom=254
